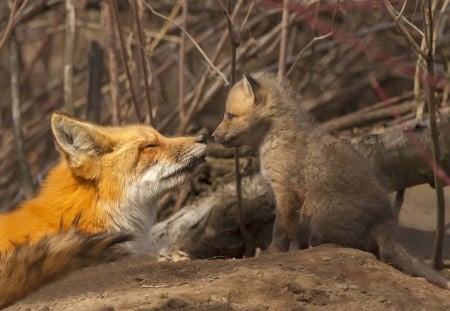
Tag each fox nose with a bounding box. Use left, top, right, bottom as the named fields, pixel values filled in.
left=195, top=134, right=207, bottom=144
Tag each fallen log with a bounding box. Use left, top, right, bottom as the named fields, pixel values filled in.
left=351, top=121, right=450, bottom=190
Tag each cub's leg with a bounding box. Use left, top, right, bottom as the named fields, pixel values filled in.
left=291, top=220, right=311, bottom=250
left=266, top=188, right=302, bottom=253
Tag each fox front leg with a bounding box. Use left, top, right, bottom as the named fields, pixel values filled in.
left=266, top=189, right=301, bottom=253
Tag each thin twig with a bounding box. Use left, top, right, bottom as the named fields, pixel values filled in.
left=415, top=0, right=444, bottom=121
left=443, top=62, right=450, bottom=106
left=103, top=1, right=120, bottom=125
left=147, top=0, right=182, bottom=52
left=108, top=0, right=142, bottom=121
left=422, top=0, right=446, bottom=269
left=433, top=0, right=450, bottom=49
left=240, top=0, right=255, bottom=32
left=174, top=14, right=283, bottom=133
left=224, top=0, right=253, bottom=258
left=414, top=51, right=426, bottom=121
left=176, top=0, right=245, bottom=134
left=278, top=0, right=289, bottom=77
left=86, top=41, right=104, bottom=123
left=286, top=0, right=339, bottom=78
left=178, top=0, right=188, bottom=121
left=318, top=100, right=415, bottom=133
left=389, top=0, right=424, bottom=36
left=397, top=0, right=428, bottom=120
left=396, top=0, right=408, bottom=22
left=20, top=12, right=64, bottom=84
left=0, top=0, right=29, bottom=51
left=130, top=0, right=154, bottom=125
left=382, top=0, right=427, bottom=59
left=9, top=24, right=35, bottom=198
left=63, top=0, right=75, bottom=115
left=143, top=0, right=229, bottom=86
left=172, top=0, right=189, bottom=210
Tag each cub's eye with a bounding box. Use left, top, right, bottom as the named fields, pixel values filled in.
left=225, top=112, right=235, bottom=121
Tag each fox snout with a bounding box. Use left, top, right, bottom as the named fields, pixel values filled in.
left=195, top=134, right=207, bottom=144
left=192, top=134, right=208, bottom=156
left=212, top=124, right=237, bottom=148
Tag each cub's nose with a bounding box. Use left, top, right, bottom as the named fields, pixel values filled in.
left=211, top=131, right=221, bottom=143
left=195, top=134, right=207, bottom=144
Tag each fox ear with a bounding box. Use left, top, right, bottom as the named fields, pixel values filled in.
left=51, top=113, right=113, bottom=166
left=242, top=73, right=259, bottom=98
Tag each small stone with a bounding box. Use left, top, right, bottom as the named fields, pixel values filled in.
left=336, top=283, right=349, bottom=291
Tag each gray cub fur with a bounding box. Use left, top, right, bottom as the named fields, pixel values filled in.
left=212, top=71, right=449, bottom=289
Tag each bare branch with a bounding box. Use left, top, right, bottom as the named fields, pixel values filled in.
left=278, top=0, right=289, bottom=77
left=382, top=0, right=427, bottom=59
left=178, top=0, right=188, bottom=121
left=396, top=0, right=408, bottom=22
left=63, top=0, right=75, bottom=115
left=415, top=0, right=442, bottom=121
left=176, top=0, right=245, bottom=134
left=147, top=0, right=182, bottom=52
left=108, top=0, right=141, bottom=121
left=390, top=0, right=424, bottom=36
left=422, top=0, right=446, bottom=270
left=239, top=0, right=255, bottom=32
left=102, top=1, right=120, bottom=125
left=0, top=0, right=29, bottom=51
left=286, top=0, right=339, bottom=78
left=86, top=41, right=104, bottom=123
left=224, top=0, right=253, bottom=258
left=433, top=0, right=450, bottom=56
left=130, top=0, right=154, bottom=125
left=443, top=63, right=450, bottom=107
left=318, top=92, right=415, bottom=133
left=143, top=1, right=229, bottom=86
left=9, top=26, right=35, bottom=198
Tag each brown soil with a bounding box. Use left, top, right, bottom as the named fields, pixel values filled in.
left=7, top=246, right=450, bottom=311
left=5, top=185, right=450, bottom=311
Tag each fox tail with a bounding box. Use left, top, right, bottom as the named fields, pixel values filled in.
left=374, top=225, right=449, bottom=289
left=0, top=229, right=132, bottom=308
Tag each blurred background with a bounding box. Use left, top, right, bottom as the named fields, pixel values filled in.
left=0, top=0, right=449, bottom=215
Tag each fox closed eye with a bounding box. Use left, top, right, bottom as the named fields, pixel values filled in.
left=141, top=143, right=159, bottom=149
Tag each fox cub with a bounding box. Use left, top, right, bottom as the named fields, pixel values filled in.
left=0, top=113, right=207, bottom=307
left=213, top=72, right=449, bottom=289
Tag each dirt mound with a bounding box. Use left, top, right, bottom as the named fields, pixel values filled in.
left=7, top=245, right=450, bottom=311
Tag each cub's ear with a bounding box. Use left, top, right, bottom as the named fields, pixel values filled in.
left=242, top=73, right=259, bottom=98
left=51, top=113, right=113, bottom=166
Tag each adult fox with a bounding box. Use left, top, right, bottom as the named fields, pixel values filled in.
left=213, top=71, right=450, bottom=289
left=0, top=113, right=207, bottom=308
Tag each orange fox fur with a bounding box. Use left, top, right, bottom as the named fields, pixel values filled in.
left=0, top=113, right=207, bottom=308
